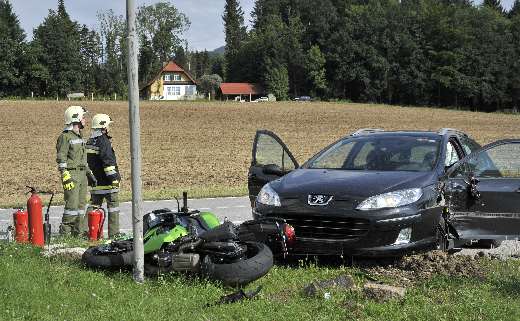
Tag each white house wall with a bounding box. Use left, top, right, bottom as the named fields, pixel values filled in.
left=160, top=85, right=197, bottom=100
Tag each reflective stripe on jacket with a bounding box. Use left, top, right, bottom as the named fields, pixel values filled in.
left=87, top=132, right=120, bottom=189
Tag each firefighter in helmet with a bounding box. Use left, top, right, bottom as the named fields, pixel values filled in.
left=86, top=114, right=122, bottom=238
left=56, top=105, right=97, bottom=235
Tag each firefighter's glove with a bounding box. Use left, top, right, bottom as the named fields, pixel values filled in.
left=87, top=171, right=97, bottom=187
left=111, top=180, right=120, bottom=189
left=108, top=173, right=120, bottom=189
left=61, top=170, right=75, bottom=191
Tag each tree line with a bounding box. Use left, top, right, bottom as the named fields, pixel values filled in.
left=2, top=0, right=520, bottom=111
left=224, top=0, right=520, bottom=111
left=0, top=0, right=222, bottom=99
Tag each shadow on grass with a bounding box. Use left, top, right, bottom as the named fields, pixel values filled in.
left=491, top=276, right=520, bottom=297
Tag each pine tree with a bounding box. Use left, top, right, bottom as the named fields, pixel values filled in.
left=32, top=0, right=83, bottom=96
left=0, top=0, right=26, bottom=96
left=510, top=0, right=520, bottom=17
left=223, top=0, right=247, bottom=81
left=483, top=0, right=504, bottom=14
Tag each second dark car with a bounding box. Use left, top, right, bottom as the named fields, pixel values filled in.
left=248, top=129, right=520, bottom=256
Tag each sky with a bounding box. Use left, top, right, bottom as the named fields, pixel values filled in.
left=9, top=0, right=516, bottom=52
left=10, top=0, right=256, bottom=51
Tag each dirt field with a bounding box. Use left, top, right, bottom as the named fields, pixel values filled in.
left=0, top=100, right=518, bottom=207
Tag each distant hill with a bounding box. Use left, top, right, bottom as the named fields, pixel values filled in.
left=210, top=46, right=225, bottom=56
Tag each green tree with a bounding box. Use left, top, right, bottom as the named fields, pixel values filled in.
left=79, top=25, right=101, bottom=95
left=305, top=45, right=327, bottom=97
left=285, top=14, right=306, bottom=97
left=265, top=64, right=289, bottom=100
left=210, top=54, right=225, bottom=78
left=510, top=14, right=520, bottom=108
left=173, top=42, right=188, bottom=70
left=0, top=0, right=26, bottom=96
left=198, top=74, right=223, bottom=99
left=32, top=0, right=83, bottom=96
left=97, top=9, right=126, bottom=96
left=137, top=2, right=190, bottom=64
left=483, top=0, right=504, bottom=13
left=138, top=34, right=155, bottom=87
left=510, top=0, right=520, bottom=17
left=223, top=0, right=247, bottom=81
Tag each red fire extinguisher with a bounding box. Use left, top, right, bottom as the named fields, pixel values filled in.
left=88, top=207, right=105, bottom=241
left=13, top=209, right=29, bottom=243
left=27, top=187, right=44, bottom=247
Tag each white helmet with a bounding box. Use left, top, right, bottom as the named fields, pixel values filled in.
left=92, top=114, right=113, bottom=129
left=64, top=105, right=88, bottom=125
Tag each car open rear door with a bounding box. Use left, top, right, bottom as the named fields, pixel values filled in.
left=445, top=140, right=520, bottom=240
left=248, top=130, right=299, bottom=206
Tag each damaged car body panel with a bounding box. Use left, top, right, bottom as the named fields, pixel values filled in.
left=248, top=129, right=520, bottom=257
left=444, top=139, right=520, bottom=241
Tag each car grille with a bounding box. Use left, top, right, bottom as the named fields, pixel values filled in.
left=267, top=214, right=370, bottom=240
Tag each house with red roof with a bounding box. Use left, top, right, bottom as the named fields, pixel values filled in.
left=219, top=83, right=265, bottom=102
left=140, top=61, right=198, bottom=100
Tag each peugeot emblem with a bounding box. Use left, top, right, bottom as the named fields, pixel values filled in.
left=308, top=194, right=333, bottom=206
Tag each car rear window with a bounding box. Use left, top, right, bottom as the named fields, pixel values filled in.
left=306, top=136, right=441, bottom=172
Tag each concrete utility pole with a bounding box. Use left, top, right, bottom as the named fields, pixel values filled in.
left=126, top=0, right=144, bottom=283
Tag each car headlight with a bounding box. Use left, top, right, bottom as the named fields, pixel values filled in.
left=356, top=188, right=423, bottom=211
left=257, top=183, right=281, bottom=207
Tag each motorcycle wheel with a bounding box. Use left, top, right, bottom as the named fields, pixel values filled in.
left=201, top=241, right=273, bottom=287
left=81, top=241, right=134, bottom=269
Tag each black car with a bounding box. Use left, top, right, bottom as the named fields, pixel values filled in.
left=248, top=129, right=520, bottom=256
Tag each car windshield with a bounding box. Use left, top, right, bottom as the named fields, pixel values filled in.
left=306, top=136, right=440, bottom=172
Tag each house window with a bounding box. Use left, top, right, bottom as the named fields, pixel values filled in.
left=166, top=86, right=181, bottom=96
left=164, top=74, right=171, bottom=81
left=173, top=74, right=181, bottom=81
left=185, top=86, right=196, bottom=95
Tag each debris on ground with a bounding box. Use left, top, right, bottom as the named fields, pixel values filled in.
left=363, top=250, right=486, bottom=286
left=208, top=286, right=263, bottom=307
left=363, top=282, right=406, bottom=302
left=41, top=244, right=86, bottom=260
left=302, top=274, right=357, bottom=298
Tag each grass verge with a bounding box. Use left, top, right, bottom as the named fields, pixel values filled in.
left=1, top=242, right=519, bottom=321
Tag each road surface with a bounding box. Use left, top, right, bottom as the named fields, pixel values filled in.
left=0, top=196, right=252, bottom=237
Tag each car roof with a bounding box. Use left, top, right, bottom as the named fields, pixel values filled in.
left=347, top=128, right=466, bottom=139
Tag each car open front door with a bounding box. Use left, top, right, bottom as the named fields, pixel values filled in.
left=445, top=140, right=520, bottom=240
left=248, top=130, right=299, bottom=206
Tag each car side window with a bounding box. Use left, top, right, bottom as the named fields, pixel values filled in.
left=467, top=143, right=520, bottom=178
left=459, top=136, right=481, bottom=156
left=255, top=134, right=295, bottom=171
left=445, top=141, right=461, bottom=167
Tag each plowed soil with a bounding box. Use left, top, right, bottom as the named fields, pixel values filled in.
left=0, top=100, right=518, bottom=206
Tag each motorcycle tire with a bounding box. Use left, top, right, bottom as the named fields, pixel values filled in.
left=82, top=243, right=134, bottom=269
left=201, top=241, right=273, bottom=287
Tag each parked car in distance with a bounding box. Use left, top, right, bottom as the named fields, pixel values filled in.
left=248, top=128, right=520, bottom=256
left=255, top=96, right=269, bottom=102
left=294, top=96, right=311, bottom=101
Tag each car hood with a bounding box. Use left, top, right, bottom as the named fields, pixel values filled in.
left=270, top=169, right=436, bottom=199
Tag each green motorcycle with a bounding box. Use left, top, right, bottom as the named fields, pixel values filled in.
left=82, top=194, right=295, bottom=286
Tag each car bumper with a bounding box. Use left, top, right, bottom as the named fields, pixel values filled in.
left=288, top=236, right=436, bottom=257
left=253, top=205, right=441, bottom=257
